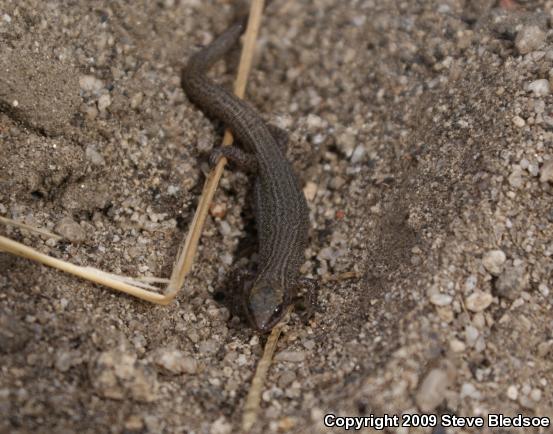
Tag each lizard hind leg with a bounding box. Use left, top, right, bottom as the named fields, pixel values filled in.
left=213, top=267, right=256, bottom=327
left=267, top=124, right=289, bottom=153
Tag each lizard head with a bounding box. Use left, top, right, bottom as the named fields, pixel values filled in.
left=244, top=277, right=287, bottom=333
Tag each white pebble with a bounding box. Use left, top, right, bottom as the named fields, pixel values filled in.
left=351, top=145, right=366, bottom=163
left=449, top=339, right=466, bottom=353
left=155, top=349, right=197, bottom=375
left=98, top=94, right=111, bottom=111
left=460, top=383, right=481, bottom=400
left=429, top=292, right=453, bottom=306
left=306, top=114, right=326, bottom=129
left=528, top=79, right=550, bottom=97
left=79, top=75, right=104, bottom=92
left=465, top=325, right=479, bottom=346
left=131, top=92, right=144, bottom=109
left=465, top=291, right=493, bottom=312
left=464, top=275, right=477, bottom=292
left=512, top=116, right=525, bottom=128
left=415, top=369, right=450, bottom=412
left=303, top=181, right=318, bottom=201
left=508, top=167, right=523, bottom=188
left=530, top=388, right=542, bottom=401
left=482, top=250, right=506, bottom=276
left=274, top=351, right=305, bottom=363
left=515, top=25, right=546, bottom=55
left=507, top=385, right=518, bottom=400
left=538, top=283, right=550, bottom=297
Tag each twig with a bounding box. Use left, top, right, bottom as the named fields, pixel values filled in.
left=242, top=304, right=291, bottom=433
left=0, top=215, right=62, bottom=241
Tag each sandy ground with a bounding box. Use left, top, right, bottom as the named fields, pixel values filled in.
left=1, top=0, right=553, bottom=433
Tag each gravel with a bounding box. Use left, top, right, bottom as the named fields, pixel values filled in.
left=2, top=1, right=553, bottom=433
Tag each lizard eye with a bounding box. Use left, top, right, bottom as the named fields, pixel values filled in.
left=271, top=304, right=283, bottom=319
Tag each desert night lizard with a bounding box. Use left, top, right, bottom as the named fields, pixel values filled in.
left=181, top=21, right=311, bottom=333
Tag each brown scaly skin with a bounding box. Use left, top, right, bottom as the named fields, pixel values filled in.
left=181, top=22, right=311, bottom=333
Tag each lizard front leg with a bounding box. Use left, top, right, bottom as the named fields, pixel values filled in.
left=291, top=277, right=319, bottom=323
left=209, top=145, right=258, bottom=173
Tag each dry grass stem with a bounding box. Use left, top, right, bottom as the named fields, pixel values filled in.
left=0, top=215, right=62, bottom=240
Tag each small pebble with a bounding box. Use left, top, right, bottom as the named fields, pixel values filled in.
left=155, top=349, right=197, bottom=375
left=538, top=283, right=549, bottom=297
left=198, top=340, right=218, bottom=354
left=495, top=266, right=528, bottom=300
left=0, top=313, right=30, bottom=353
left=55, top=217, right=86, bottom=242
left=449, top=339, right=466, bottom=353
left=351, top=145, right=366, bottom=163
left=460, top=383, right=480, bottom=400
left=210, top=203, right=227, bottom=218
left=278, top=371, right=296, bottom=388
left=539, top=160, right=553, bottom=183
left=512, top=116, right=525, bottom=128
left=305, top=113, right=325, bottom=129
left=98, top=94, right=111, bottom=111
left=464, top=275, right=477, bottom=292
left=336, top=129, right=356, bottom=157
left=303, top=181, right=318, bottom=201
left=210, top=417, right=232, bottom=434
left=515, top=25, right=546, bottom=55
left=79, top=75, right=104, bottom=92
left=530, top=388, right=542, bottom=401
left=465, top=325, right=479, bottom=346
left=55, top=350, right=78, bottom=372
left=85, top=145, right=105, bottom=165
left=465, top=291, right=493, bottom=312
left=415, top=369, right=450, bottom=412
left=275, top=351, right=306, bottom=363
left=507, top=385, right=518, bottom=400
left=124, top=415, right=144, bottom=431
left=167, top=185, right=180, bottom=196
left=508, top=167, right=523, bottom=188
left=219, top=220, right=232, bottom=236
left=130, top=92, right=144, bottom=109
left=91, top=349, right=159, bottom=402
left=528, top=79, right=550, bottom=97
left=429, top=292, right=453, bottom=306
left=482, top=249, right=506, bottom=276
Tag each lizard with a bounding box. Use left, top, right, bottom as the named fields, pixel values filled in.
left=181, top=20, right=313, bottom=333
